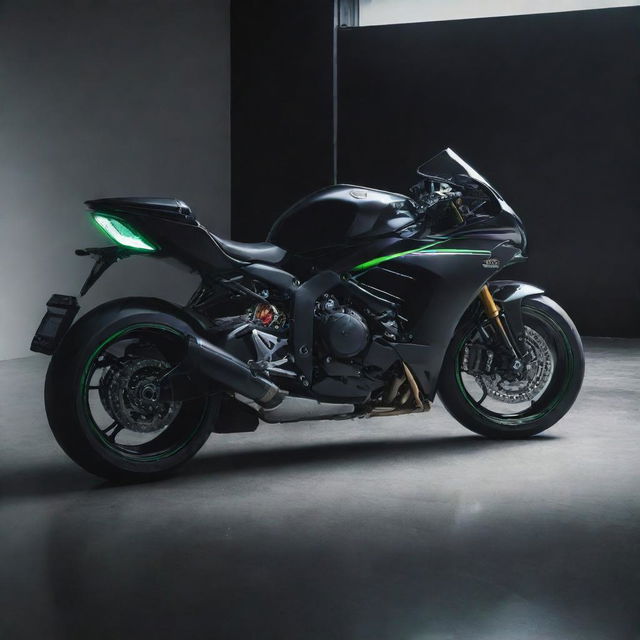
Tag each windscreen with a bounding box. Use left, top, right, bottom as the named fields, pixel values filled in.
left=417, top=148, right=499, bottom=196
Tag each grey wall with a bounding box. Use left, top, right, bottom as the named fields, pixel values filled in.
left=0, top=0, right=230, bottom=361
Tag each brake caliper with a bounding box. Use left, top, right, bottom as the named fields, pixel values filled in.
left=462, top=343, right=495, bottom=375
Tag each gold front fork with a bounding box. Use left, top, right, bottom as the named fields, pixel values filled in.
left=450, top=198, right=517, bottom=354
left=479, top=285, right=502, bottom=324
left=479, top=285, right=519, bottom=357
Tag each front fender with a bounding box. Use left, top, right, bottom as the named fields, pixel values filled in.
left=488, top=280, right=545, bottom=341
left=426, top=280, right=544, bottom=399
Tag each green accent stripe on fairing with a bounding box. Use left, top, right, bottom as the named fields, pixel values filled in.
left=352, top=240, right=491, bottom=272
left=352, top=239, right=448, bottom=271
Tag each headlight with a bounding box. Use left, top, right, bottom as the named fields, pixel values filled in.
left=91, top=213, right=157, bottom=251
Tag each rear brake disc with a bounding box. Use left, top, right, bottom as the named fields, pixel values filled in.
left=100, top=359, right=181, bottom=432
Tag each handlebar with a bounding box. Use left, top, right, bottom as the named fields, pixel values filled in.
left=410, top=182, right=462, bottom=211
left=407, top=180, right=468, bottom=233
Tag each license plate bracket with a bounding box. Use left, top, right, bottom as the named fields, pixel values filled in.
left=31, top=294, right=79, bottom=355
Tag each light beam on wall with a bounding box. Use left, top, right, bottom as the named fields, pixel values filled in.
left=359, top=0, right=640, bottom=26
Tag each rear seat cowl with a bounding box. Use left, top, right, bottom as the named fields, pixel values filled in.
left=85, top=197, right=197, bottom=224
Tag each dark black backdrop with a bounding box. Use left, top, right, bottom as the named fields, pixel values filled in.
left=231, top=4, right=639, bottom=337
left=231, top=0, right=335, bottom=243
left=338, top=8, right=640, bottom=337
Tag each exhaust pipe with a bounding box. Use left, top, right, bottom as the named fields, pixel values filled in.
left=185, top=335, right=357, bottom=422
left=186, top=335, right=282, bottom=408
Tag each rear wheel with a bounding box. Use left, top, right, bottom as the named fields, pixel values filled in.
left=438, top=296, right=584, bottom=438
left=45, top=303, right=219, bottom=480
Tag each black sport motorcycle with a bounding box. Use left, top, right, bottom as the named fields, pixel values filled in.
left=33, top=149, right=584, bottom=480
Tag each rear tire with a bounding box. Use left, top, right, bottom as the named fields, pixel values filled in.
left=438, top=296, right=584, bottom=439
left=45, top=299, right=219, bottom=481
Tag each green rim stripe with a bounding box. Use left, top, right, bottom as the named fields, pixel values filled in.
left=352, top=240, right=491, bottom=272
left=79, top=323, right=202, bottom=462
left=454, top=308, right=574, bottom=425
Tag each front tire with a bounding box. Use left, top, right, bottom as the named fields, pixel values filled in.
left=45, top=299, right=220, bottom=481
left=438, top=296, right=584, bottom=439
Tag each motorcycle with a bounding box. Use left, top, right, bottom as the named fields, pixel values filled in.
left=32, top=149, right=585, bottom=480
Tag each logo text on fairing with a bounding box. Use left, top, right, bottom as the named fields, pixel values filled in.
left=482, top=257, right=500, bottom=269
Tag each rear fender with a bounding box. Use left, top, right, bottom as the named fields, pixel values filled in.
left=45, top=296, right=209, bottom=360
left=70, top=296, right=209, bottom=336
left=30, top=241, right=211, bottom=355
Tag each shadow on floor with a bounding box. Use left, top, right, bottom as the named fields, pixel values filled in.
left=184, top=433, right=558, bottom=477
left=0, top=433, right=558, bottom=501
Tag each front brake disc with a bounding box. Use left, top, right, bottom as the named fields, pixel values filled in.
left=477, top=326, right=553, bottom=404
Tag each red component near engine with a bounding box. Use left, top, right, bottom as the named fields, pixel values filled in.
left=254, top=303, right=275, bottom=326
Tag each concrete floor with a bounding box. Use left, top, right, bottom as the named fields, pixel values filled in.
left=1, top=338, right=639, bottom=640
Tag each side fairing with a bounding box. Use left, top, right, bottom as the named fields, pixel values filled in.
left=348, top=235, right=524, bottom=398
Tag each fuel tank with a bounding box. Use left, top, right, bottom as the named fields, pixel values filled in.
left=267, top=185, right=415, bottom=253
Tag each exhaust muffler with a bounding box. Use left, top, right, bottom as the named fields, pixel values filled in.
left=185, top=335, right=356, bottom=422
left=186, top=335, right=282, bottom=408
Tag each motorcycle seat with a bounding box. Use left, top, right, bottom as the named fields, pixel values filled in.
left=211, top=234, right=286, bottom=265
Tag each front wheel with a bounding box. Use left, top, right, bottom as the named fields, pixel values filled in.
left=438, top=296, right=584, bottom=439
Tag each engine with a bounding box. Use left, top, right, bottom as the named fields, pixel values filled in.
left=195, top=275, right=394, bottom=395
left=315, top=295, right=370, bottom=359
